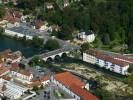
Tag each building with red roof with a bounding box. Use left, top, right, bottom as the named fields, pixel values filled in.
left=0, top=49, right=22, bottom=64
left=11, top=70, right=33, bottom=83
left=70, top=84, right=99, bottom=100
left=35, top=20, right=48, bottom=31
left=51, top=72, right=99, bottom=100
left=54, top=72, right=85, bottom=88
left=0, top=67, right=10, bottom=77
left=83, top=49, right=130, bottom=75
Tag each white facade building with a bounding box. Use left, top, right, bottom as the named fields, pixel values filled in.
left=51, top=76, right=80, bottom=100
left=10, top=70, right=33, bottom=84
left=78, top=30, right=95, bottom=43
left=50, top=72, right=98, bottom=100
left=5, top=29, right=33, bottom=40
left=0, top=78, right=28, bottom=99
left=83, top=49, right=130, bottom=75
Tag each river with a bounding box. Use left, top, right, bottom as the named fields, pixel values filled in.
left=0, top=36, right=46, bottom=57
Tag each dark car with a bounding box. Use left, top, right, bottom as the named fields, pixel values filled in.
left=36, top=92, right=40, bottom=95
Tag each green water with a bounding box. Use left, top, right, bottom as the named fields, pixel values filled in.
left=0, top=36, right=46, bottom=57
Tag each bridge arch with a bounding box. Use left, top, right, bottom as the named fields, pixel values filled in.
left=46, top=57, right=53, bottom=62
left=61, top=52, right=67, bottom=58
left=54, top=55, right=61, bottom=61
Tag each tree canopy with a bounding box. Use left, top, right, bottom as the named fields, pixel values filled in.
left=15, top=0, right=133, bottom=52
left=44, top=39, right=60, bottom=50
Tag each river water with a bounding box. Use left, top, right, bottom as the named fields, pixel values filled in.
left=0, top=36, right=46, bottom=57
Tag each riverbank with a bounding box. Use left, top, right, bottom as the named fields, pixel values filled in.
left=0, top=36, right=47, bottom=57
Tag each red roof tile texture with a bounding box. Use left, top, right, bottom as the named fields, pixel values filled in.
left=85, top=49, right=129, bottom=67
left=55, top=72, right=85, bottom=88
left=20, top=70, right=32, bottom=77
left=70, top=84, right=99, bottom=100
left=1, top=76, right=12, bottom=81
left=55, top=72, right=98, bottom=100
left=0, top=67, right=10, bottom=76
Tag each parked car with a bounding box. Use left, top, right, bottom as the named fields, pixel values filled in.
left=36, top=92, right=40, bottom=95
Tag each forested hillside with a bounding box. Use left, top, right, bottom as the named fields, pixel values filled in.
left=41, top=0, right=133, bottom=53
left=2, top=0, right=133, bottom=52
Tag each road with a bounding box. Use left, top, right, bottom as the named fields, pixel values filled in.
left=20, top=58, right=51, bottom=78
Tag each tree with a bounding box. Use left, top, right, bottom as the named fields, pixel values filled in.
left=102, top=34, right=111, bottom=45
left=58, top=24, right=73, bottom=40
left=32, top=36, right=44, bottom=48
left=30, top=56, right=45, bottom=67
left=128, top=65, right=133, bottom=73
left=0, top=6, right=4, bottom=18
left=44, top=39, right=60, bottom=50
left=81, top=42, right=90, bottom=52
left=0, top=27, right=4, bottom=36
left=17, top=0, right=37, bottom=10
left=92, top=88, right=116, bottom=100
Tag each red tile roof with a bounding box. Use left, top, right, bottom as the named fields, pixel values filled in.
left=11, top=63, right=19, bottom=68
left=4, top=15, right=16, bottom=24
left=9, top=63, right=19, bottom=71
left=55, top=72, right=85, bottom=88
left=35, top=20, right=44, bottom=29
left=85, top=49, right=129, bottom=67
left=70, top=84, right=99, bottom=100
left=27, top=81, right=41, bottom=88
left=20, top=70, right=32, bottom=77
left=55, top=72, right=98, bottom=100
left=0, top=50, right=22, bottom=63
left=1, top=76, right=12, bottom=81
left=0, top=67, right=10, bottom=76
left=13, top=11, right=23, bottom=18
left=113, top=55, right=133, bottom=63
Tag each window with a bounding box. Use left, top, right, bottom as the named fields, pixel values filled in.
left=105, top=61, right=108, bottom=66
left=96, top=59, right=99, bottom=64
left=120, top=67, right=122, bottom=73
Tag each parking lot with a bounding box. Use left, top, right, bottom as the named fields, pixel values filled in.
left=25, top=64, right=52, bottom=78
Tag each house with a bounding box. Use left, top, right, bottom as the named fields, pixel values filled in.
left=70, top=84, right=98, bottom=100
left=0, top=67, right=10, bottom=77
left=51, top=72, right=99, bottom=100
left=39, top=75, right=50, bottom=86
left=0, top=78, right=28, bottom=99
left=0, top=76, right=13, bottom=81
left=0, top=49, right=22, bottom=64
left=45, top=2, right=54, bottom=9
left=6, top=51, right=22, bottom=63
left=83, top=49, right=130, bottom=75
left=11, top=70, right=33, bottom=83
left=0, top=60, right=4, bottom=67
left=9, top=63, right=19, bottom=71
left=27, top=80, right=42, bottom=88
left=35, top=20, right=48, bottom=31
left=2, top=8, right=23, bottom=27
left=0, top=0, right=10, bottom=4
left=12, top=10, right=23, bottom=18
left=48, top=24, right=60, bottom=32
left=77, top=30, right=96, bottom=43
left=64, top=0, right=70, bottom=7
left=0, top=19, right=8, bottom=27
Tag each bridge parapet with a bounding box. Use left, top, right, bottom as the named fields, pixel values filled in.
left=26, top=48, right=71, bottom=62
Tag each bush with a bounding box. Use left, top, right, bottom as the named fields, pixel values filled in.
left=44, top=39, right=60, bottom=50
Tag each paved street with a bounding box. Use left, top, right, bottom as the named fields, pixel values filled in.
left=32, top=83, right=73, bottom=100
left=25, top=65, right=51, bottom=78
left=20, top=58, right=51, bottom=78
